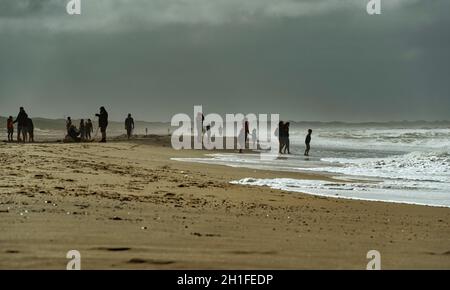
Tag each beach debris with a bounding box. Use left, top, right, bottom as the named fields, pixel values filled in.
left=140, top=226, right=148, bottom=230
left=110, top=216, right=123, bottom=221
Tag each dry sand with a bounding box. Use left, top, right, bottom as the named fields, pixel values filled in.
left=0, top=136, right=449, bottom=269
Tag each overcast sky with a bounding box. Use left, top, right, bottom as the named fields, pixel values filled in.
left=0, top=0, right=449, bottom=122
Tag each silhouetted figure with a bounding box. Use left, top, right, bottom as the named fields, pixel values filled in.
left=305, top=129, right=312, bottom=156
left=125, top=113, right=135, bottom=139
left=238, top=126, right=245, bottom=154
left=251, top=128, right=257, bottom=149
left=196, top=112, right=204, bottom=144
left=7, top=116, right=14, bottom=142
left=79, top=119, right=86, bottom=141
left=86, top=119, right=93, bottom=140
left=26, top=118, right=34, bottom=143
left=13, top=107, right=28, bottom=143
left=276, top=121, right=285, bottom=154
left=145, top=128, right=148, bottom=136
left=66, top=117, right=72, bottom=135
left=68, top=125, right=81, bottom=142
left=95, top=107, right=108, bottom=143
left=244, top=119, right=250, bottom=146
left=283, top=122, right=290, bottom=154
left=205, top=124, right=211, bottom=144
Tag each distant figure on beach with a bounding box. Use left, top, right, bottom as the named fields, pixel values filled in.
left=66, top=117, right=72, bottom=135
left=79, top=119, right=86, bottom=141
left=125, top=113, right=135, bottom=140
left=305, top=129, right=312, bottom=156
left=13, top=107, right=28, bottom=143
left=276, top=121, right=285, bottom=154
left=283, top=122, right=290, bottom=154
left=196, top=112, right=203, bottom=144
left=244, top=118, right=250, bottom=146
left=67, top=124, right=81, bottom=142
left=238, top=126, right=245, bottom=154
left=95, top=107, right=108, bottom=143
left=205, top=124, right=211, bottom=144
left=251, top=128, right=257, bottom=149
left=86, top=119, right=93, bottom=140
left=26, top=117, right=34, bottom=143
left=7, top=116, right=14, bottom=142
left=145, top=128, right=148, bottom=136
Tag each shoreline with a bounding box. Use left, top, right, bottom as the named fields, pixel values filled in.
left=1, top=136, right=449, bottom=269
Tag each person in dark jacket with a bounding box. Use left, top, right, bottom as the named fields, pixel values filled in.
left=86, top=119, right=93, bottom=140
left=13, top=107, right=28, bottom=143
left=125, top=113, right=135, bottom=140
left=305, top=129, right=312, bottom=156
left=283, top=122, right=290, bottom=154
left=68, top=124, right=81, bottom=142
left=95, top=106, right=108, bottom=143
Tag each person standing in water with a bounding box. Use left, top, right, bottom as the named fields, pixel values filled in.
left=283, top=122, right=291, bottom=154
left=86, top=119, right=93, bottom=140
left=304, top=129, right=312, bottom=156
left=7, top=116, right=14, bottom=142
left=79, top=119, right=86, bottom=141
left=13, top=107, right=28, bottom=143
left=251, top=128, right=257, bottom=149
left=95, top=107, right=108, bottom=143
left=26, top=117, right=34, bottom=143
left=276, top=121, right=285, bottom=154
left=125, top=113, right=135, bottom=140
left=244, top=118, right=250, bottom=147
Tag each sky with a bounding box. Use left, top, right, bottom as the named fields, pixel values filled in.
left=0, top=0, right=449, bottom=122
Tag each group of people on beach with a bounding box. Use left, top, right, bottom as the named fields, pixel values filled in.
left=6, top=107, right=312, bottom=155
left=64, top=108, right=135, bottom=143
left=65, top=107, right=110, bottom=143
left=65, top=117, right=94, bottom=142
left=276, top=121, right=312, bottom=156
left=6, top=107, right=34, bottom=143
left=5, top=106, right=136, bottom=144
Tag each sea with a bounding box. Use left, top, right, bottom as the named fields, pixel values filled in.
left=172, top=122, right=450, bottom=208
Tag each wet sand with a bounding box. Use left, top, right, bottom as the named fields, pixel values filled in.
left=0, top=136, right=449, bottom=269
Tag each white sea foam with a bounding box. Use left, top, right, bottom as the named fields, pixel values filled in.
left=231, top=177, right=450, bottom=208
left=174, top=126, right=450, bottom=207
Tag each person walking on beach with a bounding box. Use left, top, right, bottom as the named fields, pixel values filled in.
left=244, top=118, right=250, bottom=146
left=196, top=112, right=204, bottom=145
left=66, top=117, right=72, bottom=135
left=79, top=119, right=86, bottom=141
left=283, top=122, right=290, bottom=154
left=7, top=116, right=14, bottom=142
left=125, top=113, right=135, bottom=140
left=304, top=129, right=312, bottom=156
left=96, top=106, right=108, bottom=143
left=86, top=119, right=93, bottom=140
left=13, top=107, right=28, bottom=143
left=276, top=121, right=285, bottom=154
left=251, top=128, right=257, bottom=149
left=26, top=117, right=34, bottom=143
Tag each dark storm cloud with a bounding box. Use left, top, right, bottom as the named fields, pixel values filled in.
left=0, top=0, right=449, bottom=121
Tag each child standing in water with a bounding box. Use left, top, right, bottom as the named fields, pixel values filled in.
left=304, top=129, right=312, bottom=156
left=7, top=116, right=14, bottom=142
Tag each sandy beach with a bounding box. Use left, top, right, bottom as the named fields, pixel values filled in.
left=0, top=136, right=449, bottom=269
